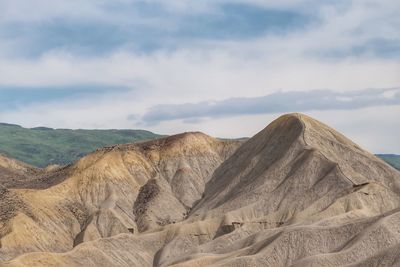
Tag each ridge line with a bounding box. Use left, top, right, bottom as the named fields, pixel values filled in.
left=296, top=114, right=356, bottom=186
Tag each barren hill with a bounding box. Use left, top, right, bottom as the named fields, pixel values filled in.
left=0, top=132, right=240, bottom=264
left=1, top=114, right=400, bottom=267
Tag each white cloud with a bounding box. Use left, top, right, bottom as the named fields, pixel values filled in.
left=0, top=49, right=399, bottom=97
left=138, top=88, right=400, bottom=124
left=0, top=0, right=398, bottom=91
left=0, top=0, right=399, bottom=153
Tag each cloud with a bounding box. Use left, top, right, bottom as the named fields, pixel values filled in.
left=138, top=88, right=400, bottom=124
left=0, top=0, right=398, bottom=89
left=1, top=0, right=399, bottom=59
left=0, top=85, right=128, bottom=111
left=0, top=0, right=399, bottom=153
left=0, top=2, right=315, bottom=58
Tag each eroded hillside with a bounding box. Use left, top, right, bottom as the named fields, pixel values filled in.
left=1, top=114, right=400, bottom=267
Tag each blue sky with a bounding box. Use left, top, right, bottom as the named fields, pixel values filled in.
left=0, top=0, right=399, bottom=153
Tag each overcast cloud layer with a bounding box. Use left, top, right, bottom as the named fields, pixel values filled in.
left=139, top=88, right=400, bottom=124
left=0, top=0, right=399, bottom=153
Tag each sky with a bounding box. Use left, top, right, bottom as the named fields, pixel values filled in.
left=0, top=0, right=399, bottom=153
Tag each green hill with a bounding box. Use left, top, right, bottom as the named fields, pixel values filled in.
left=377, top=154, right=400, bottom=170
left=0, top=123, right=163, bottom=167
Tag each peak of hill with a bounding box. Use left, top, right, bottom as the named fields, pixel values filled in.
left=191, top=114, right=399, bottom=218
left=0, top=123, right=163, bottom=167
left=0, top=154, right=43, bottom=188
left=1, top=114, right=400, bottom=267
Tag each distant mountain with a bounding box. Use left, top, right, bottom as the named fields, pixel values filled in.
left=0, top=123, right=163, bottom=167
left=377, top=154, right=400, bottom=170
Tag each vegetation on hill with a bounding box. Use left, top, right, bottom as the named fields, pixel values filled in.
left=377, top=154, right=400, bottom=170
left=0, top=123, right=163, bottom=167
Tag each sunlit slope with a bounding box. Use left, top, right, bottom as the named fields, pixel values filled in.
left=0, top=132, right=240, bottom=263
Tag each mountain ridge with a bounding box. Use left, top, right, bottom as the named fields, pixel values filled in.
left=0, top=121, right=398, bottom=170
left=0, top=114, right=399, bottom=266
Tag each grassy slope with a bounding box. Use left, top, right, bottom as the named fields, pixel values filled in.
left=377, top=154, right=400, bottom=170
left=0, top=123, right=163, bottom=167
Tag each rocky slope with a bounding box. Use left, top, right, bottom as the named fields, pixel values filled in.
left=1, top=114, right=400, bottom=267
left=0, top=132, right=240, bottom=264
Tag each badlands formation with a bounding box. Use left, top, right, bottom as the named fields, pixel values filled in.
left=0, top=113, right=400, bottom=266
